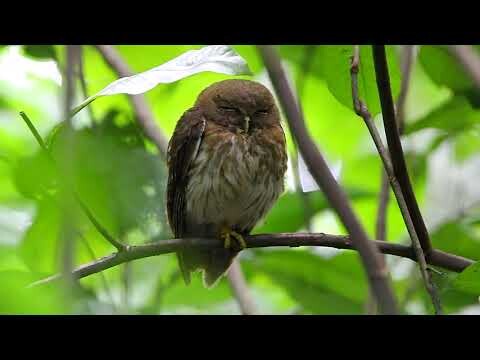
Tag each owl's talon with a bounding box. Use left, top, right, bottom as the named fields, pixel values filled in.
left=220, top=228, right=246, bottom=250
left=230, top=231, right=247, bottom=249
left=223, top=233, right=231, bottom=249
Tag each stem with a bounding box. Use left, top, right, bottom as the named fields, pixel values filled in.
left=226, top=259, right=258, bottom=315
left=355, top=46, right=442, bottom=314
left=372, top=45, right=433, bottom=256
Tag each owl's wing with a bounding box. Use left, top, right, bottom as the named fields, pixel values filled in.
left=167, top=107, right=206, bottom=238
left=167, top=108, right=206, bottom=285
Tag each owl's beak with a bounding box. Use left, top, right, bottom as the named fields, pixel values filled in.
left=244, top=115, right=250, bottom=133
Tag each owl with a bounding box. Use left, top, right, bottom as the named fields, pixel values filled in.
left=167, top=79, right=287, bottom=287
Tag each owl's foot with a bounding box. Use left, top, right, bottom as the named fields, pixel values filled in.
left=220, top=227, right=247, bottom=250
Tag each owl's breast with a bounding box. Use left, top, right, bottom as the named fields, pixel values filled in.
left=185, top=127, right=287, bottom=234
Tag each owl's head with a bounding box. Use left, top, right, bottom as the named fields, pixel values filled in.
left=195, top=79, right=280, bottom=134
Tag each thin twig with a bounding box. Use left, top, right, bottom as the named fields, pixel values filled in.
left=93, top=45, right=169, bottom=160
left=76, top=231, right=117, bottom=311
left=396, top=45, right=415, bottom=133
left=354, top=46, right=443, bottom=314
left=372, top=46, right=433, bottom=257
left=19, top=112, right=126, bottom=252
left=367, top=167, right=389, bottom=315
left=257, top=45, right=398, bottom=314
left=29, top=232, right=473, bottom=287
left=446, top=45, right=480, bottom=90
left=290, top=45, right=318, bottom=232
left=78, top=46, right=96, bottom=124
left=122, top=261, right=132, bottom=312
left=226, top=259, right=258, bottom=315
left=376, top=170, right=390, bottom=242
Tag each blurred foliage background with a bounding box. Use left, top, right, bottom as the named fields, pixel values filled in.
left=1, top=45, right=480, bottom=315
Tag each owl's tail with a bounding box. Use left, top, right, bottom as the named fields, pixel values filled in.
left=176, top=248, right=239, bottom=288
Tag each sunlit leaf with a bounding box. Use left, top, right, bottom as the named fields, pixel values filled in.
left=23, top=45, right=57, bottom=61
left=0, top=271, right=66, bottom=314
left=316, top=45, right=400, bottom=116
left=244, top=250, right=368, bottom=314
left=418, top=46, right=473, bottom=92
left=430, top=222, right=480, bottom=261
left=254, top=187, right=375, bottom=234
left=71, top=45, right=252, bottom=116
left=452, top=261, right=480, bottom=295
left=405, top=96, right=480, bottom=134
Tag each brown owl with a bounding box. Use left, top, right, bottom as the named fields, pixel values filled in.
left=166, top=79, right=287, bottom=287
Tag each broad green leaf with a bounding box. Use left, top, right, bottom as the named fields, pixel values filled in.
left=430, top=222, right=480, bottom=261
left=316, top=45, right=400, bottom=116
left=418, top=46, right=473, bottom=92
left=405, top=96, right=480, bottom=134
left=71, top=45, right=252, bottom=116
left=254, top=187, right=375, bottom=234
left=454, top=130, right=480, bottom=162
left=245, top=250, right=368, bottom=314
left=0, top=270, right=66, bottom=314
left=452, top=261, right=480, bottom=295
left=0, top=245, right=29, bottom=272
left=23, top=45, right=57, bottom=61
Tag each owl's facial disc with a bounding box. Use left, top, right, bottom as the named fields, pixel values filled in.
left=216, top=104, right=253, bottom=133
left=195, top=79, right=279, bottom=134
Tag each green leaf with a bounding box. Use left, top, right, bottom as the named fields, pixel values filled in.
left=405, top=96, right=480, bottom=134
left=71, top=45, right=252, bottom=117
left=430, top=222, right=480, bottom=261
left=244, top=250, right=368, bottom=314
left=454, top=130, right=480, bottom=162
left=0, top=271, right=66, bottom=314
left=418, top=46, right=473, bottom=92
left=452, top=261, right=480, bottom=296
left=254, top=187, right=375, bottom=234
left=23, top=45, right=57, bottom=61
left=316, top=45, right=400, bottom=116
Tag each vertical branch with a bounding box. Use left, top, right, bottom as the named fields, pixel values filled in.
left=354, top=46, right=442, bottom=314
left=77, top=231, right=117, bottom=311
left=226, top=259, right=258, bottom=315
left=375, top=45, right=415, bottom=245
left=291, top=45, right=318, bottom=232
left=372, top=45, right=433, bottom=257
left=78, top=46, right=96, bottom=124
left=60, top=45, right=80, bottom=287
left=122, top=261, right=132, bottom=312
left=258, top=45, right=398, bottom=314
left=376, top=171, right=390, bottom=242
left=396, top=45, right=415, bottom=133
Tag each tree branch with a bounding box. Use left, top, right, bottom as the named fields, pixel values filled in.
left=363, top=46, right=442, bottom=313
left=376, top=170, right=390, bottom=242
left=60, top=45, right=80, bottom=285
left=93, top=45, right=169, bottom=160
left=257, top=45, right=398, bottom=314
left=372, top=46, right=433, bottom=257
left=29, top=232, right=473, bottom=287
left=446, top=45, right=480, bottom=90
left=226, top=259, right=258, bottom=315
